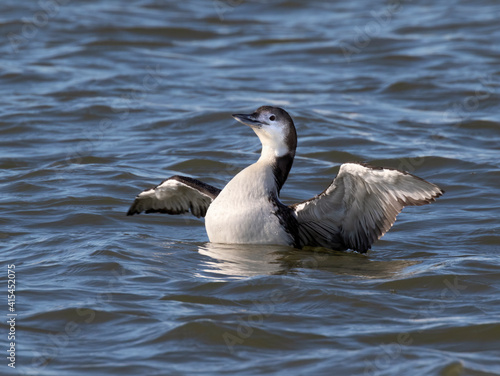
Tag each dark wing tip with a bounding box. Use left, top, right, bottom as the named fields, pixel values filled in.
left=126, top=200, right=141, bottom=216
left=406, top=184, right=444, bottom=207
left=432, top=187, right=445, bottom=201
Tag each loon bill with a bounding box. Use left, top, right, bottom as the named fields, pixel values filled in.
left=127, top=106, right=444, bottom=253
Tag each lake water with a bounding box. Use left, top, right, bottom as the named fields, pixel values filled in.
left=1, top=0, right=499, bottom=375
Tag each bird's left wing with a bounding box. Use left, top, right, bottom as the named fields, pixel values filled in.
left=291, top=163, right=444, bottom=253
left=127, top=175, right=221, bottom=218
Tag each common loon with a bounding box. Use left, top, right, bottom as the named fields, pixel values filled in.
left=127, top=106, right=443, bottom=253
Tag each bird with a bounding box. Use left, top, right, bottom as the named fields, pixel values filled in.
left=127, top=106, right=443, bottom=253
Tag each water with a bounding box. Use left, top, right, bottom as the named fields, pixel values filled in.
left=1, top=0, right=500, bottom=375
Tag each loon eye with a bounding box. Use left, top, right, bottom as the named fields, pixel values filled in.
left=269, top=115, right=276, bottom=121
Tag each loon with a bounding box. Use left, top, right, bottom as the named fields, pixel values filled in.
left=127, top=106, right=443, bottom=253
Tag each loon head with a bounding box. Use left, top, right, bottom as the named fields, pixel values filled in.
left=232, top=106, right=297, bottom=159
left=232, top=106, right=297, bottom=194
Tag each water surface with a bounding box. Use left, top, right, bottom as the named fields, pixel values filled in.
left=1, top=0, right=499, bottom=375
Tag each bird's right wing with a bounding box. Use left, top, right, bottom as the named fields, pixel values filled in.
left=291, top=163, right=444, bottom=253
left=127, top=175, right=221, bottom=218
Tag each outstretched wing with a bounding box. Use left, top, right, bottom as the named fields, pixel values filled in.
left=291, top=163, right=444, bottom=253
left=127, top=175, right=221, bottom=218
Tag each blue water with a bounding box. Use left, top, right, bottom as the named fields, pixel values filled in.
left=1, top=0, right=499, bottom=375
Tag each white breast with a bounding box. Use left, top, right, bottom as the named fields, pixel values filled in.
left=205, top=162, right=293, bottom=246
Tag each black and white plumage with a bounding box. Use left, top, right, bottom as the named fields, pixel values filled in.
left=127, top=106, right=443, bottom=253
left=127, top=176, right=220, bottom=218
left=291, top=163, right=442, bottom=252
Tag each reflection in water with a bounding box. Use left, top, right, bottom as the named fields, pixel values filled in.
left=198, top=243, right=420, bottom=279
left=197, top=243, right=291, bottom=278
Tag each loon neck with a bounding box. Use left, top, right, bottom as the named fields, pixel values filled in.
left=258, top=146, right=295, bottom=195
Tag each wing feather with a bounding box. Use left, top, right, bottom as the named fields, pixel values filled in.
left=291, top=163, right=443, bottom=253
left=127, top=175, right=221, bottom=218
